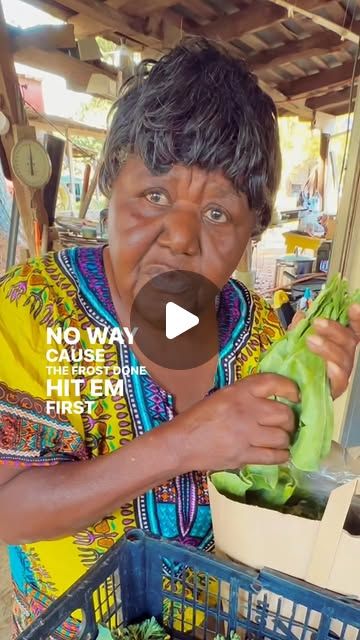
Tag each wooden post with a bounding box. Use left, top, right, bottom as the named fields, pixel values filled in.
left=66, top=133, right=76, bottom=212
left=79, top=161, right=100, bottom=219
left=80, top=162, right=91, bottom=209
left=318, top=132, right=330, bottom=205
left=0, top=4, right=36, bottom=254
left=328, top=87, right=360, bottom=441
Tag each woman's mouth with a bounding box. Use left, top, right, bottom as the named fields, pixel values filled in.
left=149, top=270, right=193, bottom=295
left=145, top=263, right=188, bottom=277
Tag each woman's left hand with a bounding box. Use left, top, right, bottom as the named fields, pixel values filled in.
left=291, top=304, right=360, bottom=399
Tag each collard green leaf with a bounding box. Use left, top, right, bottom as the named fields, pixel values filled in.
left=211, top=471, right=251, bottom=497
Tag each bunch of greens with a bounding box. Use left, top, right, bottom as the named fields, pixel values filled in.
left=102, top=618, right=241, bottom=640
left=108, top=617, right=170, bottom=640
left=211, top=275, right=360, bottom=509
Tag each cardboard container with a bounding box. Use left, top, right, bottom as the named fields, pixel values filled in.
left=209, top=479, right=360, bottom=598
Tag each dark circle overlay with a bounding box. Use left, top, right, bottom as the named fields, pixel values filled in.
left=130, top=270, right=220, bottom=370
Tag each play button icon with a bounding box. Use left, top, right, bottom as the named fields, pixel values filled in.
left=166, top=302, right=199, bottom=339
left=130, top=270, right=220, bottom=369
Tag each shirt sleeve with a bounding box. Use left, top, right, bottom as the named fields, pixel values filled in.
left=0, top=260, right=87, bottom=467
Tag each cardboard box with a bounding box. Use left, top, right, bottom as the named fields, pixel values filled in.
left=209, top=479, right=360, bottom=597
left=209, top=479, right=360, bottom=639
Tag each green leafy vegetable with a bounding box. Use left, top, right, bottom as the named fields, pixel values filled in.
left=261, top=275, right=360, bottom=472
left=215, top=633, right=242, bottom=640
left=211, top=465, right=297, bottom=506
left=212, top=275, right=360, bottom=510
left=111, top=617, right=170, bottom=640
left=107, top=618, right=240, bottom=640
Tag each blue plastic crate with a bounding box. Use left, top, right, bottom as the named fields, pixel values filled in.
left=17, top=530, right=360, bottom=640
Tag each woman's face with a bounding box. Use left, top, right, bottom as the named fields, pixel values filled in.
left=108, top=155, right=254, bottom=307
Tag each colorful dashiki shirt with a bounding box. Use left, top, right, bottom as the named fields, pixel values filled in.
left=0, top=246, right=283, bottom=637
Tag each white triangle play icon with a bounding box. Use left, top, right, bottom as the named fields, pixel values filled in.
left=166, top=302, right=199, bottom=340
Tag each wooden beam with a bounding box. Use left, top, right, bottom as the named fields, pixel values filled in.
left=268, top=0, right=360, bottom=44
left=305, top=86, right=355, bottom=110
left=10, top=24, right=76, bottom=53
left=141, top=3, right=313, bottom=119
left=195, top=1, right=285, bottom=40
left=20, top=0, right=74, bottom=21
left=180, top=0, right=219, bottom=22
left=153, top=8, right=313, bottom=119
left=249, top=31, right=346, bottom=72
left=318, top=131, right=329, bottom=201
left=120, top=0, right=178, bottom=15
left=14, top=47, right=117, bottom=99
left=326, top=86, right=360, bottom=439
left=69, top=20, right=161, bottom=55
left=80, top=163, right=91, bottom=212
left=66, top=137, right=76, bottom=212
left=60, top=0, right=162, bottom=49
left=278, top=61, right=358, bottom=98
left=105, top=0, right=135, bottom=7
left=96, top=31, right=161, bottom=57
left=195, top=0, right=331, bottom=41
left=329, top=84, right=360, bottom=276
left=79, top=162, right=100, bottom=218
left=254, top=79, right=312, bottom=118
left=28, top=113, right=106, bottom=140
left=324, top=100, right=356, bottom=116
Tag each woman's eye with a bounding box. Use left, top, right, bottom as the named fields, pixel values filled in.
left=145, top=191, right=169, bottom=206
left=204, top=208, right=228, bottom=224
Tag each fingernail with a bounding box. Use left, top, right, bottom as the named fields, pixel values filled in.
left=314, top=318, right=328, bottom=329
left=308, top=335, right=323, bottom=348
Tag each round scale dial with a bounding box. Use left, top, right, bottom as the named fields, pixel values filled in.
left=11, top=139, right=52, bottom=188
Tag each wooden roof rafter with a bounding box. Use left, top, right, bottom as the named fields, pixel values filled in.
left=9, top=23, right=76, bottom=52
left=248, top=30, right=354, bottom=73
left=187, top=0, right=333, bottom=42
left=278, top=60, right=359, bottom=98
left=305, top=85, right=357, bottom=110
left=267, top=0, right=360, bottom=44
left=14, top=45, right=118, bottom=99
left=8, top=0, right=360, bottom=118
left=26, top=109, right=107, bottom=140
left=22, top=0, right=74, bottom=21
left=6, top=18, right=120, bottom=100
left=41, top=0, right=164, bottom=49
left=324, top=100, right=356, bottom=115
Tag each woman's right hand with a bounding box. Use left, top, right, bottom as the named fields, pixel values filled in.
left=175, top=373, right=299, bottom=472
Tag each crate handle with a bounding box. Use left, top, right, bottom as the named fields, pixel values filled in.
left=306, top=479, right=360, bottom=587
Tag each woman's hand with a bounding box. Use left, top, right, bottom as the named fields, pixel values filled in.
left=291, top=304, right=360, bottom=399
left=178, top=373, right=299, bottom=472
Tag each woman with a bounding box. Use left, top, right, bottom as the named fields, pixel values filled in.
left=0, top=39, right=359, bottom=636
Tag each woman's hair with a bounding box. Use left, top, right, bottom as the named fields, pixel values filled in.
left=99, top=38, right=281, bottom=232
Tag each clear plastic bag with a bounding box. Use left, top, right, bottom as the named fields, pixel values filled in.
left=291, top=442, right=360, bottom=532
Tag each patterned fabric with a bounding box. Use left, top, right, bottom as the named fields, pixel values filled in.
left=0, top=246, right=283, bottom=638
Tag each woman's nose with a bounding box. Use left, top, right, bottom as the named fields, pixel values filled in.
left=158, top=207, right=200, bottom=256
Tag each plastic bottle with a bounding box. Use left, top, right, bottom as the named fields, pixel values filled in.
left=298, top=287, right=313, bottom=312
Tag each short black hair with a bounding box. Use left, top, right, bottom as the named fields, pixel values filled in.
left=99, top=38, right=281, bottom=232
